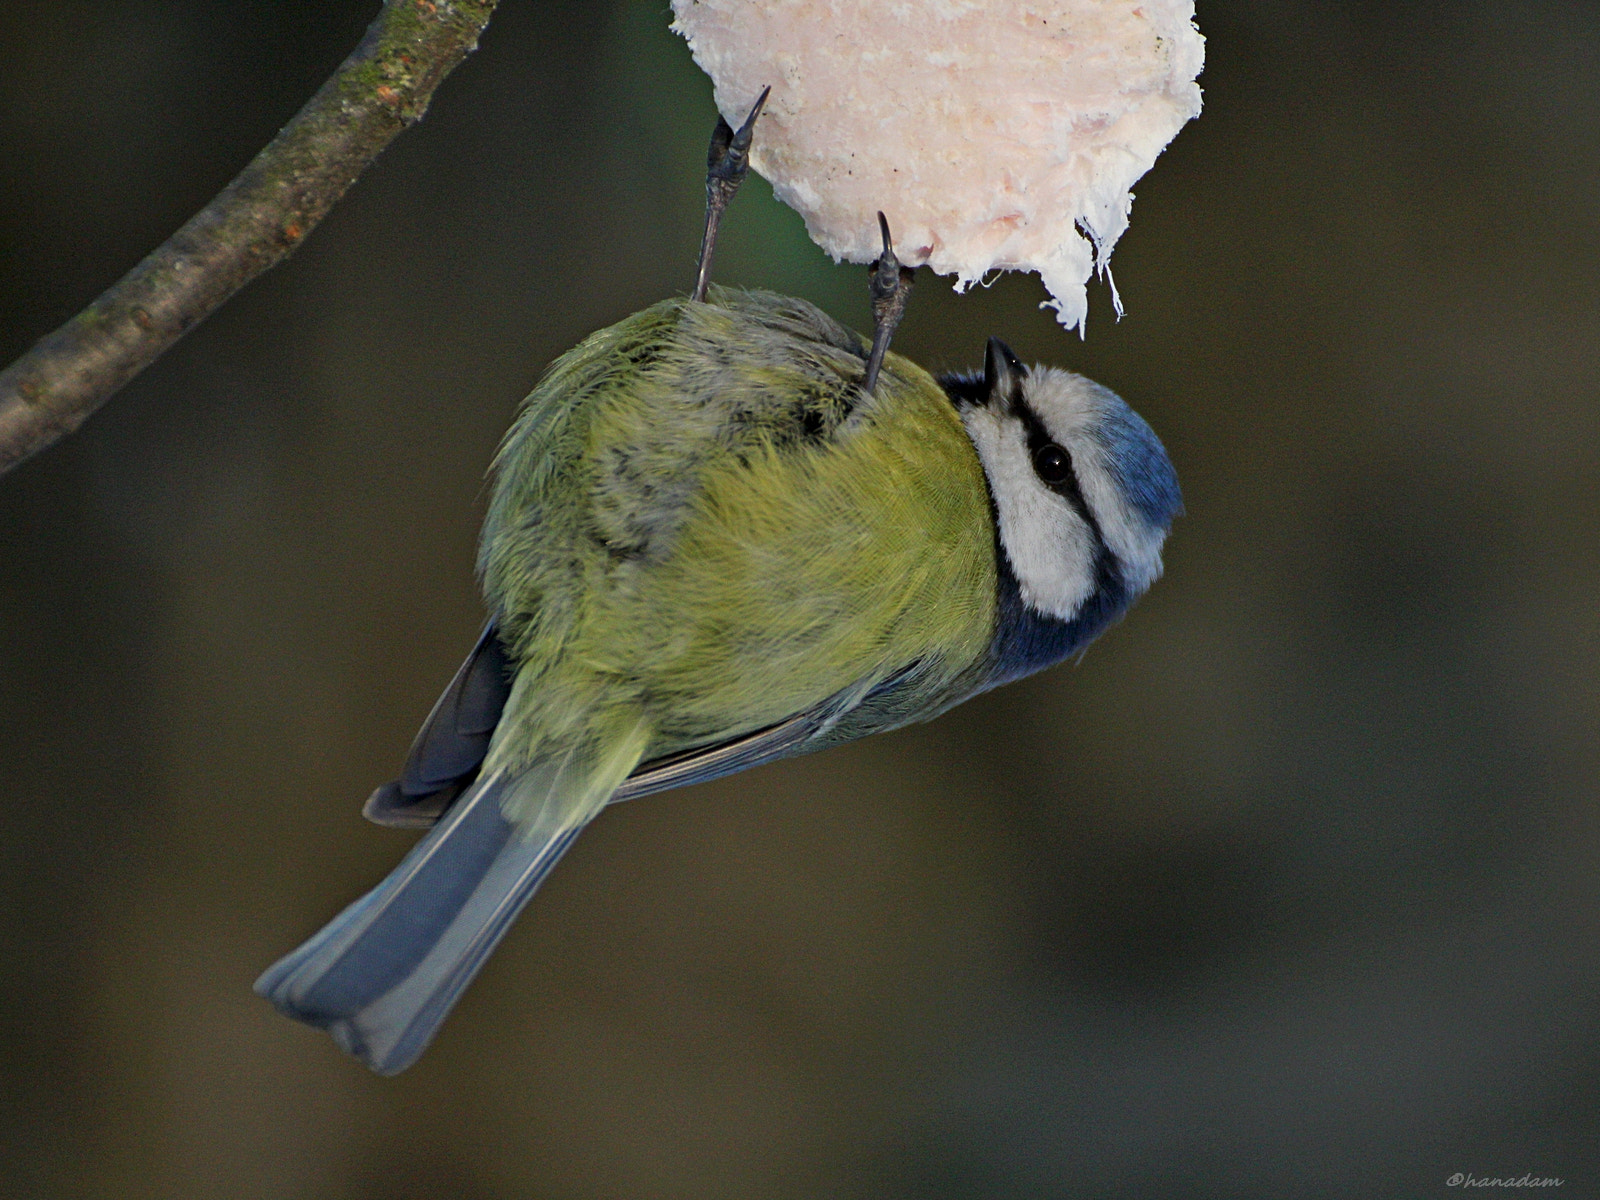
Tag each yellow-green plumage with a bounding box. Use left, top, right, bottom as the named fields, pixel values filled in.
left=253, top=288, right=1028, bottom=1076
left=479, top=289, right=997, bottom=827
left=256, top=285, right=1181, bottom=1075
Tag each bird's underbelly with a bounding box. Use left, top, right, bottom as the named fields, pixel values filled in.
left=479, top=292, right=1000, bottom=765
left=562, top=487, right=998, bottom=755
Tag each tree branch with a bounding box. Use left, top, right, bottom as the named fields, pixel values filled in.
left=0, top=0, right=501, bottom=477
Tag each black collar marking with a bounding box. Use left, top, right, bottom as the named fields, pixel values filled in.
left=986, top=536, right=1129, bottom=688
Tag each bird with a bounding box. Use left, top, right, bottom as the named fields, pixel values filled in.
left=254, top=97, right=1181, bottom=1076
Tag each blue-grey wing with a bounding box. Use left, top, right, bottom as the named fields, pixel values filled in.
left=363, top=622, right=830, bottom=827
left=611, top=709, right=832, bottom=802
left=611, top=661, right=934, bottom=801
left=363, top=623, right=512, bottom=828
left=367, top=628, right=938, bottom=826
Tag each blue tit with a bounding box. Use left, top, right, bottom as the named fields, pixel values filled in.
left=255, top=287, right=1181, bottom=1074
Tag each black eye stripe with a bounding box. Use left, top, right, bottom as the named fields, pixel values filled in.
left=1013, top=399, right=1097, bottom=530
left=937, top=370, right=1111, bottom=557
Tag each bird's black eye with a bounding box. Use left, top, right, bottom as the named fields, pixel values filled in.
left=1033, top=443, right=1072, bottom=486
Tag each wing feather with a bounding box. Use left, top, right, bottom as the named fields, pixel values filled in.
left=363, top=623, right=512, bottom=828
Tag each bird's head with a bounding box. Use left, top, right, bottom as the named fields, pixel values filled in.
left=947, top=338, right=1181, bottom=626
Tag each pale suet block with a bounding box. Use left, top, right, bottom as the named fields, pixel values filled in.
left=670, top=0, right=1205, bottom=331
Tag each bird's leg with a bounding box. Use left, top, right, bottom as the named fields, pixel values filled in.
left=861, top=212, right=916, bottom=395
left=691, top=87, right=771, bottom=302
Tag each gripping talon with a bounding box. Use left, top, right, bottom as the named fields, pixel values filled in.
left=692, top=87, right=772, bottom=302
left=862, top=212, right=916, bottom=395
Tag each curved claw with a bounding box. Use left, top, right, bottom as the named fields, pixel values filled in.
left=723, top=86, right=770, bottom=169
left=693, top=86, right=772, bottom=302
left=862, top=212, right=916, bottom=395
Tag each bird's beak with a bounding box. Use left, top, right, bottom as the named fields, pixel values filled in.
left=983, top=337, right=1027, bottom=410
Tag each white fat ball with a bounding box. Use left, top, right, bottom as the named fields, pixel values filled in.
left=670, top=0, right=1203, bottom=333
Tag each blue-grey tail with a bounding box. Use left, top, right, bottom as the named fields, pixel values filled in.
left=254, top=773, right=581, bottom=1075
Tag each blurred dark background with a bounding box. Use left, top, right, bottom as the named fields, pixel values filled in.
left=2, top=1, right=1597, bottom=1196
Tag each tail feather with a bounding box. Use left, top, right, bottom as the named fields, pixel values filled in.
left=255, top=772, right=582, bottom=1075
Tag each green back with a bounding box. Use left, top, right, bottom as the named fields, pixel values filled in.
left=479, top=290, right=997, bottom=783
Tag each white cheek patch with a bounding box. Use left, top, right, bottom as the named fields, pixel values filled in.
left=961, top=405, right=1099, bottom=621
left=1021, top=370, right=1169, bottom=596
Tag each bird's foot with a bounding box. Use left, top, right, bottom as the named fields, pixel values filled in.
left=691, top=86, right=771, bottom=302
left=862, top=212, right=916, bottom=395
